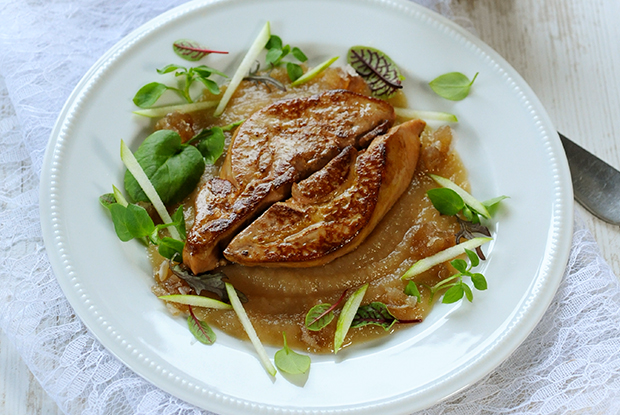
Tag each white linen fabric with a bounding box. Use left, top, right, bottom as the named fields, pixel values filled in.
left=1, top=0, right=620, bottom=414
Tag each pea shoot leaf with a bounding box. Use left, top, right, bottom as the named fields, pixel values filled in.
left=133, top=82, right=169, bottom=108
left=429, top=72, right=479, bottom=101
left=106, top=203, right=155, bottom=242
left=347, top=46, right=403, bottom=98
left=274, top=333, right=311, bottom=374
left=124, top=130, right=205, bottom=205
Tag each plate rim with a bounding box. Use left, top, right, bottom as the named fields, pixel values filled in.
left=39, top=0, right=574, bottom=413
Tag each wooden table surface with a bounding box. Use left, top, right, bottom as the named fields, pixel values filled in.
left=1, top=0, right=619, bottom=413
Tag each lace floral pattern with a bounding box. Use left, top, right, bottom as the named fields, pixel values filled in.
left=1, top=0, right=619, bottom=413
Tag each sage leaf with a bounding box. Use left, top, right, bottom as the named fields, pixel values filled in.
left=173, top=39, right=228, bottom=61
left=351, top=302, right=398, bottom=331
left=123, top=130, right=205, bottom=205
left=187, top=307, right=216, bottom=345
left=133, top=82, right=169, bottom=108
left=305, top=303, right=335, bottom=331
left=274, top=333, right=311, bottom=374
left=429, top=72, right=479, bottom=101
left=426, top=188, right=465, bottom=216
left=347, top=46, right=403, bottom=98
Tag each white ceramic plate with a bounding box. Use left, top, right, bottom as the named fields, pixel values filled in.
left=40, top=0, right=573, bottom=413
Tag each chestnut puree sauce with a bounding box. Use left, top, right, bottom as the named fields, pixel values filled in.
left=150, top=67, right=467, bottom=353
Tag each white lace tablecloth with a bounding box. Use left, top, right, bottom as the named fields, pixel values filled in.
left=1, top=0, right=620, bottom=413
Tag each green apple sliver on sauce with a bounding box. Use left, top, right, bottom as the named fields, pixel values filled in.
left=99, top=20, right=508, bottom=379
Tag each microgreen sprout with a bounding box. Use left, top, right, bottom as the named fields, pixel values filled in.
left=133, top=64, right=227, bottom=109
left=264, top=35, right=308, bottom=82
left=426, top=249, right=487, bottom=304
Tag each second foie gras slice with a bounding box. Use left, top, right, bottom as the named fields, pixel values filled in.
left=224, top=119, right=426, bottom=267
left=183, top=89, right=396, bottom=274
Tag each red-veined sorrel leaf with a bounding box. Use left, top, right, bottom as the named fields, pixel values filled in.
left=173, top=39, right=228, bottom=61
left=351, top=302, right=398, bottom=331
left=187, top=306, right=216, bottom=345
left=347, top=46, right=403, bottom=98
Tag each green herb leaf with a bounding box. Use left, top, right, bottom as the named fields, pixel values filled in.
left=351, top=302, right=398, bottom=331
left=173, top=39, right=228, bottom=61
left=157, top=236, right=185, bottom=260
left=265, top=35, right=282, bottom=50
left=107, top=203, right=155, bottom=242
left=404, top=281, right=421, bottom=302
left=442, top=284, right=464, bottom=303
left=347, top=46, right=403, bottom=98
left=286, top=62, right=304, bottom=82
left=265, top=47, right=283, bottom=66
left=426, top=188, right=465, bottom=216
left=429, top=72, right=479, bottom=101
left=291, top=47, right=307, bottom=62
left=464, top=248, right=479, bottom=268
left=196, top=77, right=221, bottom=95
left=133, top=82, right=170, bottom=108
left=194, top=127, right=226, bottom=164
left=463, top=283, right=474, bottom=302
left=99, top=193, right=116, bottom=208
left=157, top=64, right=184, bottom=75
left=471, top=273, right=488, bottom=290
left=305, top=303, right=335, bottom=331
left=274, top=333, right=311, bottom=374
left=171, top=205, right=186, bottom=240
left=123, top=130, right=205, bottom=205
left=187, top=306, right=217, bottom=345
left=450, top=258, right=468, bottom=273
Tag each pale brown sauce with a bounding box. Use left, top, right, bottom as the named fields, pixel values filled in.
left=150, top=67, right=468, bottom=353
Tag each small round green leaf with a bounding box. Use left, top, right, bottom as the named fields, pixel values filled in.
left=442, top=284, right=464, bottom=304
left=426, top=188, right=465, bottom=216
left=274, top=333, right=311, bottom=374
left=429, top=72, right=478, bottom=101
left=133, top=82, right=169, bottom=108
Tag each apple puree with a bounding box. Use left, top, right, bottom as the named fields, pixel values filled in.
left=150, top=67, right=468, bottom=353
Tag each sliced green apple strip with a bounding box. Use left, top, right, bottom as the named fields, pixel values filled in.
left=394, top=107, right=458, bottom=123
left=120, top=139, right=181, bottom=240
left=158, top=294, right=232, bottom=310
left=112, top=184, right=128, bottom=207
left=225, top=282, right=277, bottom=377
left=429, top=173, right=491, bottom=218
left=290, top=56, right=339, bottom=87
left=133, top=100, right=218, bottom=118
left=334, top=284, right=368, bottom=354
left=401, top=237, right=492, bottom=280
left=214, top=22, right=271, bottom=117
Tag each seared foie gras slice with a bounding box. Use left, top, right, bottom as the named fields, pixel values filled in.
left=183, top=89, right=396, bottom=274
left=223, top=119, right=426, bottom=267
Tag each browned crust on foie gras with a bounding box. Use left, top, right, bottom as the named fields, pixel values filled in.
left=183, top=89, right=396, bottom=274
left=223, top=118, right=426, bottom=268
